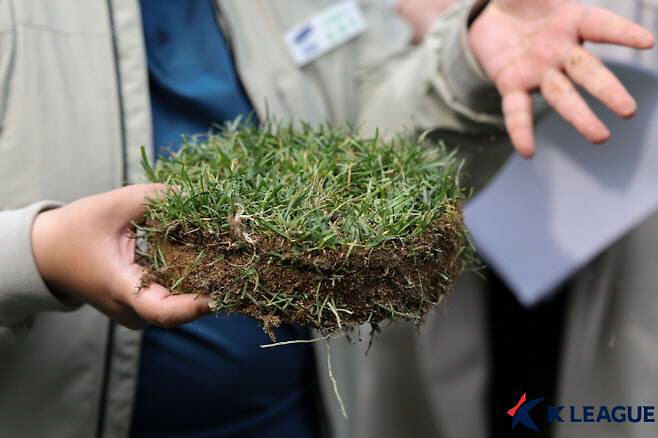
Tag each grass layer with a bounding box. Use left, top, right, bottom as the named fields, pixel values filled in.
left=138, top=121, right=470, bottom=338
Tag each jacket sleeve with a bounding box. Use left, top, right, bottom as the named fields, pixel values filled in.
left=357, top=1, right=504, bottom=137
left=0, top=202, right=79, bottom=338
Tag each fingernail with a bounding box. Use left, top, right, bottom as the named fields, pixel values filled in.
left=621, top=98, right=637, bottom=119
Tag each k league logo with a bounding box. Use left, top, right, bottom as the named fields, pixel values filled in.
left=507, top=392, right=656, bottom=432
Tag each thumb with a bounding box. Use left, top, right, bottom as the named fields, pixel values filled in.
left=106, top=183, right=169, bottom=228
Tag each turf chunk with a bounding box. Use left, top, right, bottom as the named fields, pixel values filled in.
left=138, top=121, right=471, bottom=338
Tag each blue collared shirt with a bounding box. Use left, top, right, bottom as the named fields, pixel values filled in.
left=131, top=2, right=317, bottom=436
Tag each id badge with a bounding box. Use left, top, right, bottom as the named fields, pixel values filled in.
left=283, top=0, right=367, bottom=66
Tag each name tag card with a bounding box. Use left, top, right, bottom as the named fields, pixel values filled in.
left=283, top=0, right=367, bottom=66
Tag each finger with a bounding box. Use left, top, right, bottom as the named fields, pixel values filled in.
left=87, top=291, right=148, bottom=329
left=502, top=90, right=535, bottom=158
left=541, top=69, right=610, bottom=144
left=579, top=7, right=655, bottom=49
left=115, top=304, right=149, bottom=330
left=128, top=282, right=211, bottom=328
left=565, top=46, right=637, bottom=118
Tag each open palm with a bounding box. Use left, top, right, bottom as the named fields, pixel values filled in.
left=469, top=0, right=655, bottom=157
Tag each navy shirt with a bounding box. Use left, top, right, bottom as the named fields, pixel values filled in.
left=131, top=2, right=317, bottom=437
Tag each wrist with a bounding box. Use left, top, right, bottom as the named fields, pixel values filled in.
left=438, top=0, right=502, bottom=119
left=32, top=209, right=57, bottom=285
left=31, top=208, right=81, bottom=305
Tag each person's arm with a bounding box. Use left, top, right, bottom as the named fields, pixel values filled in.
left=359, top=0, right=654, bottom=157
left=357, top=2, right=506, bottom=139
left=0, top=202, right=75, bottom=339
left=0, top=184, right=210, bottom=344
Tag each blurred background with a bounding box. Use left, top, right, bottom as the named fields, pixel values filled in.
left=336, top=2, right=658, bottom=438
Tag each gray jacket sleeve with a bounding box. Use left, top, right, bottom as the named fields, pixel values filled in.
left=358, top=2, right=504, bottom=137
left=0, top=202, right=76, bottom=332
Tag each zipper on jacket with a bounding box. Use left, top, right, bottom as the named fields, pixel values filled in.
left=96, top=320, right=115, bottom=438
left=106, top=0, right=129, bottom=186
left=97, top=1, right=127, bottom=436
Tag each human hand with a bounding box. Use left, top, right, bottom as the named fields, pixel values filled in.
left=31, top=184, right=210, bottom=329
left=397, top=0, right=456, bottom=43
left=469, top=0, right=655, bottom=157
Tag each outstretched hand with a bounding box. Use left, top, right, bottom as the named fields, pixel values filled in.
left=32, top=184, right=210, bottom=329
left=469, top=0, right=655, bottom=157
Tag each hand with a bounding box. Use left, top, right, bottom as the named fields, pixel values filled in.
left=469, top=0, right=655, bottom=157
left=397, top=0, right=456, bottom=43
left=31, top=184, right=210, bottom=329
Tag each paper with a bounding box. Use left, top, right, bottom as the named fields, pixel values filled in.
left=464, top=62, right=658, bottom=307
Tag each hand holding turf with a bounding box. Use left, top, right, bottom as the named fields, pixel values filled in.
left=469, top=0, right=655, bottom=157
left=31, top=184, right=210, bottom=329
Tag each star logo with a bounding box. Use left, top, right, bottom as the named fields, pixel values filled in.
left=508, top=393, right=544, bottom=432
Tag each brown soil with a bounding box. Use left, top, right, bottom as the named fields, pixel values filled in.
left=142, top=204, right=465, bottom=340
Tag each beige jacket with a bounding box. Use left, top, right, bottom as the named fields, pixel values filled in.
left=0, top=1, right=502, bottom=437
